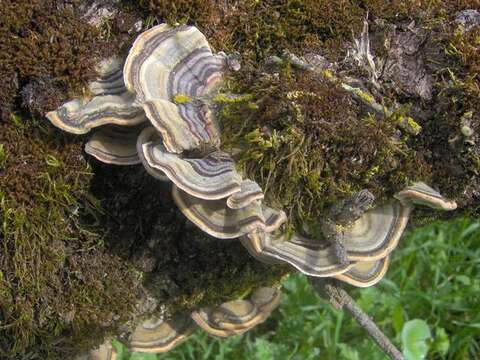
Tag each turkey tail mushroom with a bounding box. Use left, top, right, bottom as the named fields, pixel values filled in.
left=85, top=125, right=145, bottom=165
left=136, top=126, right=169, bottom=181
left=123, top=24, right=225, bottom=153
left=129, top=314, right=195, bottom=354
left=395, top=182, right=457, bottom=210
left=334, top=257, right=390, bottom=288
left=342, top=202, right=412, bottom=262
left=191, top=287, right=281, bottom=338
left=172, top=185, right=265, bottom=239
left=226, top=180, right=264, bottom=209
left=143, top=144, right=242, bottom=200
left=46, top=57, right=145, bottom=135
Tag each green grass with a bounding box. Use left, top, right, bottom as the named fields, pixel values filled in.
left=116, top=217, right=480, bottom=359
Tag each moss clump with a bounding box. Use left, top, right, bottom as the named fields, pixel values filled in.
left=421, top=22, right=480, bottom=208
left=0, top=118, right=139, bottom=359
left=0, top=0, right=119, bottom=120
left=219, top=66, right=431, bottom=230
left=126, top=0, right=366, bottom=62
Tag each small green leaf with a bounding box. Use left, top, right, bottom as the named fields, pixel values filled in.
left=402, top=319, right=432, bottom=360
left=432, top=327, right=450, bottom=356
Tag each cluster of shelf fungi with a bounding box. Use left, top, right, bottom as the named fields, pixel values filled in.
left=46, top=25, right=457, bottom=359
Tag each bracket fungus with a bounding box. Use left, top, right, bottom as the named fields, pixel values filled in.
left=87, top=288, right=281, bottom=358
left=191, top=287, right=282, bottom=338
left=129, top=314, right=196, bottom=353
left=45, top=23, right=458, bottom=356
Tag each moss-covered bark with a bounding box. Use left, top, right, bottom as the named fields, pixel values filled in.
left=1, top=1, right=479, bottom=358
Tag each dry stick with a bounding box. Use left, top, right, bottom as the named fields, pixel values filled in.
left=310, top=278, right=405, bottom=360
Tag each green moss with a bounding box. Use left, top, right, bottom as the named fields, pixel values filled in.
left=0, top=118, right=140, bottom=359
left=218, top=66, right=432, bottom=231
left=0, top=0, right=121, bottom=119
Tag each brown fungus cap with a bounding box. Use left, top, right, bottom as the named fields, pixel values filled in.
left=191, top=287, right=281, bottom=338
left=85, top=125, right=144, bottom=165
left=334, top=257, right=390, bottom=288
left=395, top=182, right=457, bottom=210
left=246, top=230, right=353, bottom=277
left=89, top=57, right=128, bottom=96
left=129, top=314, right=195, bottom=354
left=342, top=201, right=412, bottom=262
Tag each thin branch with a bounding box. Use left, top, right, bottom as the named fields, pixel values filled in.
left=309, top=278, right=405, bottom=360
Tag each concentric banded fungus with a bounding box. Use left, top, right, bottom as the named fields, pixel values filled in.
left=342, top=202, right=412, bottom=261
left=172, top=185, right=265, bottom=239
left=143, top=144, right=242, bottom=199
left=123, top=24, right=225, bottom=153
left=226, top=180, right=264, bottom=209
left=136, top=126, right=169, bottom=181
left=245, top=231, right=353, bottom=277
left=46, top=93, right=146, bottom=135
left=89, top=57, right=127, bottom=96
left=334, top=257, right=390, bottom=288
left=395, top=182, right=458, bottom=210
left=191, top=287, right=281, bottom=338
left=129, top=314, right=195, bottom=354
left=46, top=57, right=145, bottom=135
left=85, top=125, right=144, bottom=165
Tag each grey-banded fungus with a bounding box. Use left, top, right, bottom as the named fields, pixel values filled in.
left=136, top=126, right=169, bottom=181
left=123, top=24, right=225, bottom=153
left=46, top=94, right=146, bottom=135
left=172, top=185, right=265, bottom=239
left=226, top=180, right=264, bottom=209
left=395, top=182, right=458, bottom=210
left=89, top=57, right=127, bottom=96
left=244, top=230, right=353, bottom=277
left=85, top=125, right=145, bottom=165
left=46, top=57, right=145, bottom=135
left=191, top=287, right=281, bottom=338
left=334, top=257, right=390, bottom=288
left=129, top=314, right=195, bottom=354
left=143, top=144, right=242, bottom=200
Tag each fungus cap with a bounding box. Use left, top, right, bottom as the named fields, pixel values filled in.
left=342, top=201, right=412, bottom=261
left=143, top=143, right=242, bottom=200
left=136, top=126, right=169, bottom=181
left=172, top=185, right=265, bottom=239
left=46, top=93, right=146, bottom=135
left=226, top=180, right=264, bottom=209
left=129, top=314, right=195, bottom=353
left=85, top=125, right=144, bottom=165
left=123, top=24, right=225, bottom=153
left=191, top=287, right=281, bottom=337
left=89, top=341, right=118, bottom=360
left=395, top=182, right=457, bottom=210
left=334, top=257, right=390, bottom=288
